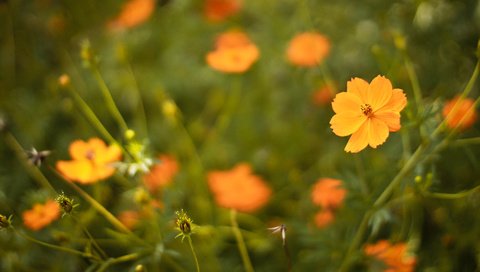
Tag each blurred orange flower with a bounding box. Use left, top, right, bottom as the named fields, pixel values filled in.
left=286, top=32, right=330, bottom=67
left=207, top=163, right=271, bottom=212
left=23, top=200, right=61, bottom=231
left=364, top=240, right=416, bottom=272
left=108, top=0, right=155, bottom=29
left=330, top=75, right=407, bottom=153
left=143, top=155, right=179, bottom=193
left=204, top=0, right=242, bottom=22
left=312, top=85, right=335, bottom=106
left=206, top=30, right=259, bottom=73
left=118, top=210, right=141, bottom=230
left=314, top=209, right=334, bottom=228
left=56, top=138, right=122, bottom=184
left=442, top=96, right=477, bottom=130
left=311, top=178, right=346, bottom=209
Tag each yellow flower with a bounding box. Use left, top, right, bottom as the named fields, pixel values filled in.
left=330, top=76, right=407, bottom=153
left=286, top=32, right=331, bottom=67
left=56, top=138, right=122, bottom=184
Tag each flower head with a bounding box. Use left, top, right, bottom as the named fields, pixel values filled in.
left=118, top=210, right=141, bottom=230
left=364, top=240, right=416, bottom=272
left=56, top=138, right=122, bottom=184
left=442, top=96, right=477, bottom=130
left=204, top=0, right=242, bottom=22
left=143, top=155, right=179, bottom=193
left=311, top=178, right=346, bottom=209
left=286, top=32, right=330, bottom=67
left=207, top=163, right=271, bottom=212
left=0, top=214, right=13, bottom=230
left=330, top=76, right=407, bottom=153
left=22, top=199, right=61, bottom=231
left=108, top=0, right=155, bottom=29
left=175, top=209, right=195, bottom=241
left=55, top=192, right=79, bottom=216
left=206, top=30, right=259, bottom=73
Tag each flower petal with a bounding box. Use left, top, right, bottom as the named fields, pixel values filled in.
left=344, top=121, right=370, bottom=153
left=367, top=117, right=389, bottom=148
left=56, top=160, right=94, bottom=184
left=375, top=110, right=401, bottom=132
left=377, top=88, right=407, bottom=113
left=331, top=92, right=363, bottom=114
left=330, top=112, right=367, bottom=136
left=347, top=77, right=369, bottom=102
left=368, top=75, right=393, bottom=110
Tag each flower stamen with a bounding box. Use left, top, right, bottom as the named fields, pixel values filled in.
left=360, top=104, right=373, bottom=117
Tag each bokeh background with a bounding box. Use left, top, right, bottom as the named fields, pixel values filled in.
left=1, top=0, right=480, bottom=271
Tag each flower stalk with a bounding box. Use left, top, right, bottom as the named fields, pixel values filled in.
left=230, top=209, right=254, bottom=272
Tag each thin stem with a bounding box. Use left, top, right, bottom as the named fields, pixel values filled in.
left=72, top=216, right=109, bottom=260
left=230, top=209, right=254, bottom=272
left=52, top=169, right=132, bottom=235
left=3, top=133, right=56, bottom=193
left=96, top=252, right=144, bottom=272
left=63, top=84, right=116, bottom=144
left=91, top=66, right=129, bottom=133
left=453, top=137, right=480, bottom=146
left=187, top=236, right=201, bottom=272
left=424, top=185, right=480, bottom=200
left=14, top=229, right=101, bottom=262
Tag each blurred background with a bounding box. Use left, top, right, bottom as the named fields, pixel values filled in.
left=1, top=0, right=480, bottom=271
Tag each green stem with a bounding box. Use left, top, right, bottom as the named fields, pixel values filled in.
left=4, top=133, right=56, bottom=193
left=453, top=137, right=480, bottom=146
left=230, top=209, right=254, bottom=272
left=424, top=185, right=480, bottom=200
left=187, top=236, right=201, bottom=272
left=53, top=170, right=132, bottom=235
left=64, top=84, right=116, bottom=144
left=96, top=252, right=144, bottom=272
left=72, top=216, right=108, bottom=260
left=91, top=66, right=129, bottom=133
left=14, top=229, right=101, bottom=262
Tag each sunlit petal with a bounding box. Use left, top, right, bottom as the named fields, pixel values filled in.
left=330, top=112, right=366, bottom=136
left=368, top=75, right=393, bottom=110
left=368, top=118, right=389, bottom=148
left=344, top=121, right=369, bottom=153
left=331, top=92, right=363, bottom=114
left=347, top=77, right=369, bottom=102
left=377, top=88, right=407, bottom=113
left=375, top=111, right=401, bottom=132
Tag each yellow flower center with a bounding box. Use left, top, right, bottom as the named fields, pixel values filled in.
left=85, top=150, right=95, bottom=160
left=361, top=104, right=373, bottom=117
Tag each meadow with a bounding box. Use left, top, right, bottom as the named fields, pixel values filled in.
left=1, top=0, right=480, bottom=271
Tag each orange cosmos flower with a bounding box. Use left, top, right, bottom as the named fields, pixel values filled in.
left=364, top=240, right=416, bottom=272
left=311, top=178, right=346, bottom=209
left=286, top=32, right=331, bottom=67
left=118, top=210, right=141, bottom=230
left=206, top=30, right=259, bottom=73
left=143, top=155, right=179, bottom=193
left=204, top=0, right=242, bottom=22
left=330, top=75, right=407, bottom=153
left=312, top=85, right=335, bottom=106
left=207, top=163, right=271, bottom=212
left=442, top=96, right=477, bottom=130
left=314, top=209, right=334, bottom=228
left=108, top=0, right=155, bottom=29
left=23, top=200, right=61, bottom=231
left=56, top=138, right=122, bottom=184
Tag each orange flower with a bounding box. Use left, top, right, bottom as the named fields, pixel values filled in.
left=311, top=178, right=346, bottom=209
left=330, top=76, right=407, bottom=153
left=22, top=200, right=61, bottom=231
left=56, top=138, right=122, bottom=184
left=143, top=155, right=179, bottom=193
left=108, top=0, right=155, bottom=29
left=207, top=163, right=271, bottom=212
left=118, top=210, right=141, bottom=230
left=286, top=32, right=330, bottom=67
left=314, top=209, right=334, bottom=228
left=206, top=30, right=260, bottom=73
left=442, top=96, right=477, bottom=130
left=364, top=240, right=416, bottom=272
left=312, top=85, right=335, bottom=106
left=204, top=0, right=242, bottom=22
